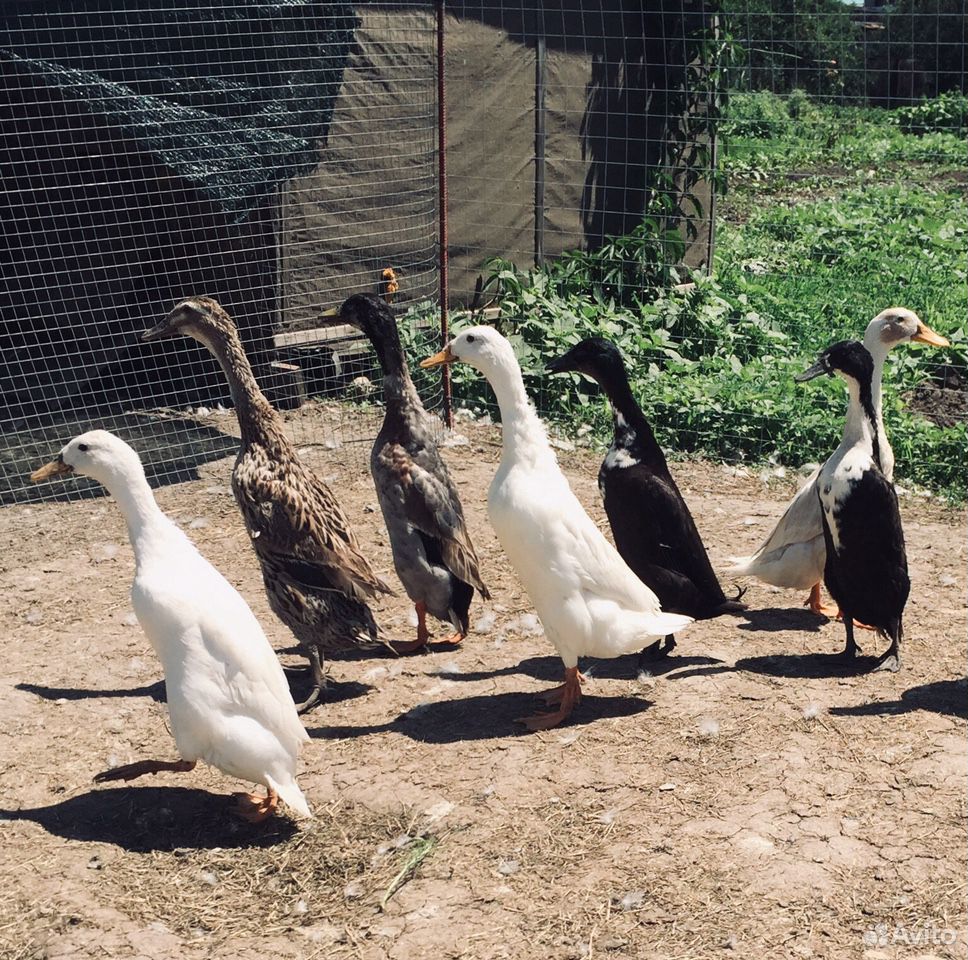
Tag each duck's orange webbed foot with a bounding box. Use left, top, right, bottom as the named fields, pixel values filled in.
left=516, top=667, right=583, bottom=731
left=804, top=583, right=837, bottom=618
left=440, top=631, right=465, bottom=646
left=391, top=602, right=432, bottom=654
left=233, top=789, right=279, bottom=823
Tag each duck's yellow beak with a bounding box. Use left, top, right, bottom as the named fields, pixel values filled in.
left=420, top=345, right=456, bottom=368
left=318, top=305, right=344, bottom=328
left=30, top=457, right=73, bottom=482
left=912, top=322, right=950, bottom=347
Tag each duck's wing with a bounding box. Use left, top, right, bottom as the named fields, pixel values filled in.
left=820, top=466, right=909, bottom=644
left=376, top=440, right=490, bottom=598
left=605, top=465, right=726, bottom=606
left=235, top=452, right=393, bottom=601
left=730, top=466, right=823, bottom=570
left=556, top=493, right=664, bottom=609
left=185, top=577, right=310, bottom=746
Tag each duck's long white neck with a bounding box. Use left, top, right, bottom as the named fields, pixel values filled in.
left=862, top=331, right=895, bottom=478
left=482, top=356, right=557, bottom=469
left=862, top=333, right=889, bottom=414
left=99, top=462, right=173, bottom=558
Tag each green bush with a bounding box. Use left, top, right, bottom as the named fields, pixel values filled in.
left=403, top=97, right=966, bottom=501
left=892, top=91, right=968, bottom=135
left=721, top=90, right=793, bottom=139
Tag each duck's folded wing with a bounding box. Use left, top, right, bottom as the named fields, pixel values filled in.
left=559, top=500, right=664, bottom=609
left=198, top=615, right=308, bottom=746
left=239, top=458, right=393, bottom=599
left=731, top=466, right=823, bottom=566
left=378, top=442, right=490, bottom=598
left=608, top=466, right=724, bottom=601
left=259, top=541, right=391, bottom=604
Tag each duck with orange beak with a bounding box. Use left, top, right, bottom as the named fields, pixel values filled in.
left=422, top=328, right=691, bottom=730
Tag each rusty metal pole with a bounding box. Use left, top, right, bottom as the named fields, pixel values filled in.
left=436, top=0, right=453, bottom=427
left=534, top=33, right=546, bottom=268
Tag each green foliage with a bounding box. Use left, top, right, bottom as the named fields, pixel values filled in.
left=722, top=91, right=966, bottom=178
left=404, top=97, right=965, bottom=501
left=720, top=88, right=796, bottom=139
left=892, top=91, right=968, bottom=135
left=478, top=219, right=685, bottom=311
left=726, top=0, right=864, bottom=99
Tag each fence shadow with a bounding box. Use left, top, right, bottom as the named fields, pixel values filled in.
left=2, top=410, right=238, bottom=505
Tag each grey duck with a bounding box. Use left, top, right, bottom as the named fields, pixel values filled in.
left=326, top=293, right=489, bottom=650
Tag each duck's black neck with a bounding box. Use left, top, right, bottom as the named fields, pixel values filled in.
left=600, top=366, right=662, bottom=463
left=369, top=319, right=421, bottom=410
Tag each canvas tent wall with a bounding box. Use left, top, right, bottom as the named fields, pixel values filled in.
left=0, top=1, right=357, bottom=426
left=278, top=0, right=716, bottom=326
left=442, top=0, right=715, bottom=303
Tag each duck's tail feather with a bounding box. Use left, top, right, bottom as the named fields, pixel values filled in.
left=268, top=775, right=312, bottom=819
left=726, top=554, right=758, bottom=576
left=639, top=610, right=694, bottom=637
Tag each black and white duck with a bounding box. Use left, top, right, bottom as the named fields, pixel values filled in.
left=796, top=340, right=910, bottom=671
left=325, top=293, right=490, bottom=650
left=547, top=337, right=744, bottom=659
left=731, top=308, right=946, bottom=617
left=143, top=298, right=394, bottom=712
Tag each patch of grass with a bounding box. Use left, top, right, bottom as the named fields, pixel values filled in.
left=404, top=94, right=966, bottom=500
left=380, top=834, right=438, bottom=910
left=84, top=803, right=434, bottom=946
left=721, top=90, right=966, bottom=179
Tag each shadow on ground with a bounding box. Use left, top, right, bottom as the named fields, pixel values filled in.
left=736, top=651, right=887, bottom=679
left=829, top=678, right=968, bottom=719
left=308, top=689, right=652, bottom=744
left=0, top=786, right=297, bottom=852
left=287, top=674, right=372, bottom=708
left=737, top=607, right=827, bottom=634
left=438, top=652, right=730, bottom=685
left=3, top=412, right=238, bottom=506
left=17, top=680, right=167, bottom=702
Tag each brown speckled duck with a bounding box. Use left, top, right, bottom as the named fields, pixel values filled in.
left=326, top=293, right=489, bottom=650
left=143, top=297, right=393, bottom=712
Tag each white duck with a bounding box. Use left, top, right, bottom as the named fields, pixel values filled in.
left=422, top=328, right=692, bottom=730
left=730, top=307, right=947, bottom=616
left=31, top=430, right=311, bottom=821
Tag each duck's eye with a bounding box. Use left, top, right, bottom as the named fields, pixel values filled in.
left=78, top=443, right=89, bottom=452
left=466, top=334, right=476, bottom=343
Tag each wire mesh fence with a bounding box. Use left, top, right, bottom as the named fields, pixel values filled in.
left=0, top=1, right=439, bottom=504
left=2, top=2, right=965, bottom=506
left=441, top=1, right=966, bottom=501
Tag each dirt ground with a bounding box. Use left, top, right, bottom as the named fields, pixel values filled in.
left=1, top=411, right=965, bottom=960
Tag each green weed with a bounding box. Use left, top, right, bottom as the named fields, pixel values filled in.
left=403, top=94, right=966, bottom=501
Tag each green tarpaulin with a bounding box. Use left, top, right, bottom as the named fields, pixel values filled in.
left=0, top=1, right=358, bottom=221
